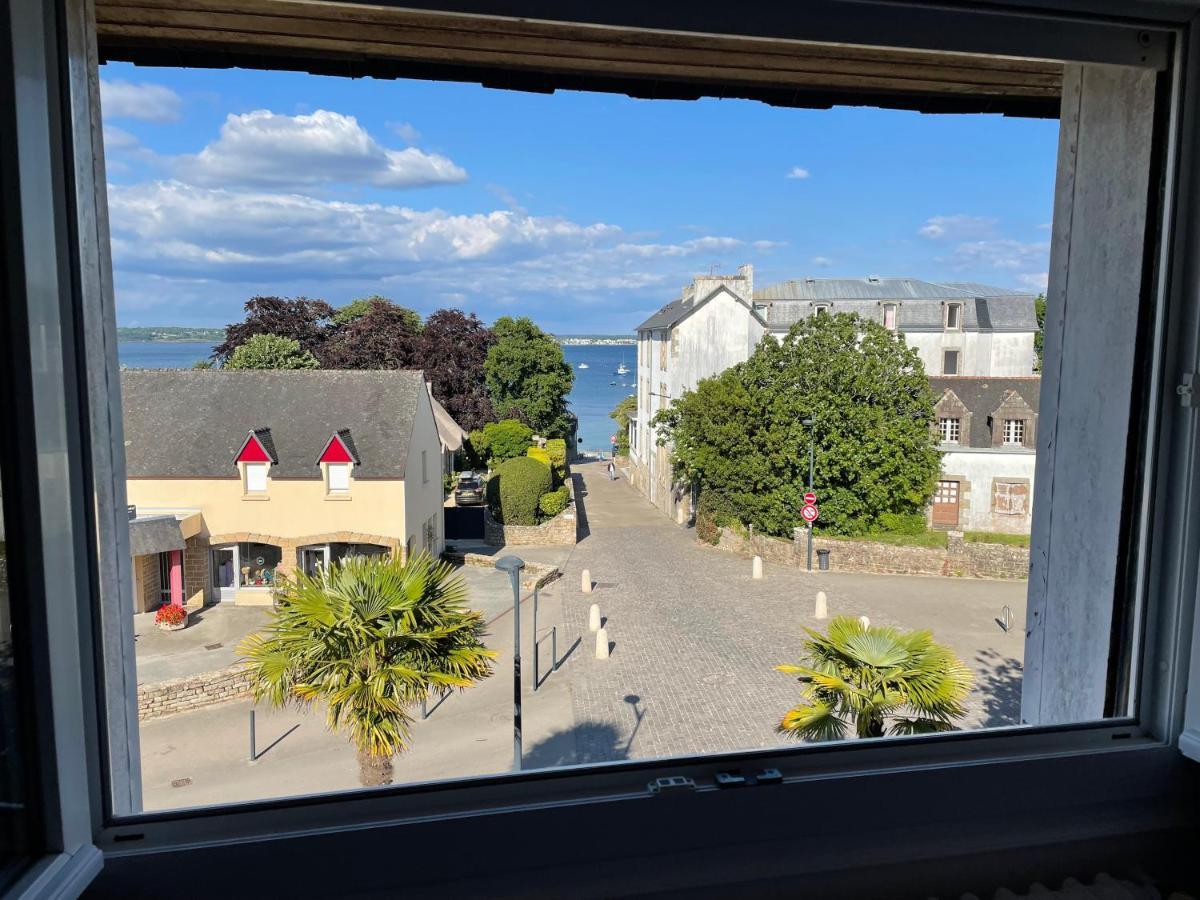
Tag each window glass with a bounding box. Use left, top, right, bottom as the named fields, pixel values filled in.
left=946, top=304, right=961, bottom=329
left=883, top=304, right=897, bottom=330
left=943, top=350, right=960, bottom=375
left=1004, top=419, right=1025, bottom=445
left=939, top=417, right=960, bottom=443
left=245, top=463, right=268, bottom=492
left=328, top=463, right=350, bottom=492
left=238, top=543, right=280, bottom=587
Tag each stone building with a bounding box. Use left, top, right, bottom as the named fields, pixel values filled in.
left=627, top=264, right=1040, bottom=526
left=121, top=369, right=457, bottom=612
left=929, top=376, right=1040, bottom=534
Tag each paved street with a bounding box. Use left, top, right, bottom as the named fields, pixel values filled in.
left=138, top=460, right=1027, bottom=810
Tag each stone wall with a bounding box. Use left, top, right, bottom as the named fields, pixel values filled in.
left=134, top=552, right=160, bottom=613
left=183, top=536, right=209, bottom=608
left=137, top=664, right=252, bottom=721
left=483, top=474, right=578, bottom=547
left=444, top=551, right=561, bottom=592
left=709, top=526, right=1029, bottom=580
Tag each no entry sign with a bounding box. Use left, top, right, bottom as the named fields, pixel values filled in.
left=803, top=492, right=817, bottom=505
left=801, top=504, right=819, bottom=524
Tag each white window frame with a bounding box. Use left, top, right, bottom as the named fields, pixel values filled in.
left=327, top=462, right=351, bottom=493
left=14, top=1, right=1200, bottom=895
left=945, top=302, right=963, bottom=330
left=882, top=302, right=899, bottom=331
left=939, top=417, right=961, bottom=444
left=1003, top=418, right=1026, bottom=446
left=943, top=350, right=960, bottom=375
left=243, top=461, right=268, bottom=493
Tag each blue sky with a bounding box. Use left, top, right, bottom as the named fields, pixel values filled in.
left=100, top=61, right=1058, bottom=334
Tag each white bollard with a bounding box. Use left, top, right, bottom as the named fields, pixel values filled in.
left=595, top=627, right=610, bottom=659
left=581, top=569, right=593, bottom=593
left=752, top=556, right=763, bottom=580
left=815, top=591, right=828, bottom=619
left=588, top=603, right=602, bottom=632
left=858, top=615, right=870, bottom=629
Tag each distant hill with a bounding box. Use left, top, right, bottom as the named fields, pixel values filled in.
left=118, top=327, right=224, bottom=343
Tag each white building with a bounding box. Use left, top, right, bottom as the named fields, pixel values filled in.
left=627, top=265, right=1040, bottom=526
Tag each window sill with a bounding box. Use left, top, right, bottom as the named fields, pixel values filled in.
left=241, top=494, right=270, bottom=501
left=325, top=494, right=352, bottom=501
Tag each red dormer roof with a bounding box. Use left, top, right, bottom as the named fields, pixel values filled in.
left=235, top=430, right=274, bottom=464
left=318, top=430, right=359, bottom=465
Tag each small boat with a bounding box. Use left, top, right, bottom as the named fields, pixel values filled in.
left=609, top=381, right=617, bottom=386
left=578, top=363, right=589, bottom=369
left=615, top=357, right=630, bottom=376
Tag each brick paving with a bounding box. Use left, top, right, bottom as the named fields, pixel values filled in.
left=541, top=462, right=1027, bottom=764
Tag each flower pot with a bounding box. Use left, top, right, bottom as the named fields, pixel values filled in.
left=156, top=613, right=188, bottom=632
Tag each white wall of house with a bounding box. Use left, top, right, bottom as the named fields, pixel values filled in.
left=403, top=389, right=446, bottom=558
left=905, top=331, right=1036, bottom=376
left=939, top=448, right=1038, bottom=534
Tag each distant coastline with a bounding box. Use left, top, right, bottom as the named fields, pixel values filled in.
left=118, top=327, right=223, bottom=343
left=554, top=335, right=635, bottom=345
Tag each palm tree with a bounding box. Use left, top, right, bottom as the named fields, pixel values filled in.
left=240, top=552, right=495, bottom=786
left=775, top=616, right=973, bottom=741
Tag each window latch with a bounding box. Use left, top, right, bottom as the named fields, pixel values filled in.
left=648, top=775, right=696, bottom=795
left=1179, top=373, right=1199, bottom=407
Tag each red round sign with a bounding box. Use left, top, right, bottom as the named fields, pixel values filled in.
left=803, top=492, right=817, bottom=505
left=801, top=504, right=819, bottom=523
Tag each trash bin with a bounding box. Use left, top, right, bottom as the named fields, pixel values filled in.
left=816, top=548, right=831, bottom=571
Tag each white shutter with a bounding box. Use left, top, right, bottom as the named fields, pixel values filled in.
left=328, top=463, right=350, bottom=492
left=246, top=463, right=268, bottom=492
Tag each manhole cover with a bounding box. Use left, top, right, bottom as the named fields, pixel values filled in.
left=170, top=777, right=192, bottom=788
left=204, top=643, right=223, bottom=651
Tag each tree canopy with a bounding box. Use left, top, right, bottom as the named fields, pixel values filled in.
left=653, top=312, right=941, bottom=536
left=1034, top=293, right=1046, bottom=372
left=417, top=309, right=496, bottom=431
left=332, top=296, right=422, bottom=332
left=319, top=299, right=421, bottom=370
left=484, top=316, right=574, bottom=438
left=609, top=395, right=637, bottom=455
left=214, top=296, right=334, bottom=363
left=223, top=333, right=319, bottom=370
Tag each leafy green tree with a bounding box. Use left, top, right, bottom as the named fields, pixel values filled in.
left=1034, top=293, right=1046, bottom=371
left=477, top=419, right=534, bottom=466
left=240, top=554, right=494, bottom=786
left=484, top=317, right=574, bottom=437
left=486, top=456, right=552, bottom=525
left=224, top=333, right=319, bottom=370
left=776, top=616, right=973, bottom=741
left=609, top=395, right=637, bottom=455
left=191, top=359, right=214, bottom=370
left=332, top=296, right=423, bottom=332
left=653, top=312, right=940, bottom=536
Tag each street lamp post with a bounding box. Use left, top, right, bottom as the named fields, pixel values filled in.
left=494, top=555, right=525, bottom=771
left=802, top=417, right=815, bottom=572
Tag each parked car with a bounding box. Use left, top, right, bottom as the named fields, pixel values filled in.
left=454, top=472, right=485, bottom=506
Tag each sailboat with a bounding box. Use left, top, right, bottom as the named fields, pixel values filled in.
left=615, top=353, right=630, bottom=376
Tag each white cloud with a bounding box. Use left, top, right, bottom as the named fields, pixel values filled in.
left=1017, top=272, right=1049, bottom=291
left=388, top=121, right=421, bottom=143
left=176, top=109, right=467, bottom=190
left=100, top=80, right=182, bottom=122
left=919, top=214, right=997, bottom=240
left=786, top=167, right=810, bottom=180
left=753, top=240, right=787, bottom=250
left=949, top=238, right=1049, bottom=271
left=811, top=256, right=833, bottom=267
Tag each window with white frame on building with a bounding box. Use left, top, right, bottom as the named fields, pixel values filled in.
left=945, top=303, right=962, bottom=330
left=244, top=462, right=268, bottom=493
left=327, top=462, right=351, bottom=493
left=943, top=350, right=960, bottom=375
left=883, top=303, right=898, bottom=331
left=1003, top=418, right=1026, bottom=446
left=815, top=304, right=830, bottom=316
left=939, top=417, right=961, bottom=444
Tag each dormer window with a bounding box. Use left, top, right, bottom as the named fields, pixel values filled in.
left=882, top=303, right=898, bottom=331
left=814, top=304, right=830, bottom=317
left=945, top=302, right=964, bottom=331
left=319, top=429, right=359, bottom=498
left=234, top=428, right=276, bottom=497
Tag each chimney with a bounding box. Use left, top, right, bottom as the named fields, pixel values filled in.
left=737, top=263, right=754, bottom=301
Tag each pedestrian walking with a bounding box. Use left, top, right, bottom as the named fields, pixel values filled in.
left=607, top=458, right=616, bottom=480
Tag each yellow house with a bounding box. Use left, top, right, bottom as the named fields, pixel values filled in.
left=122, top=369, right=453, bottom=610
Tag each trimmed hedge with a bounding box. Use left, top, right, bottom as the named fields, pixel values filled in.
left=544, top=439, right=567, bottom=468
left=527, top=446, right=552, bottom=467
left=538, top=485, right=570, bottom=518
left=487, top=456, right=553, bottom=525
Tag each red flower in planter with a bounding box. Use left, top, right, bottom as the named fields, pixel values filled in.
left=155, top=604, right=187, bottom=626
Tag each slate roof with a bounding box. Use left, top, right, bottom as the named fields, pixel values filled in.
left=636, top=284, right=759, bottom=332
left=121, top=370, right=426, bottom=478
left=753, top=278, right=1037, bottom=332
left=929, top=376, right=1041, bottom=448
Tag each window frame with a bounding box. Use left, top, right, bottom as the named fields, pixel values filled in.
left=945, top=302, right=963, bottom=330
left=939, top=417, right=961, bottom=444
left=1003, top=418, right=1026, bottom=446
left=12, top=0, right=1200, bottom=894
left=943, top=349, right=960, bottom=375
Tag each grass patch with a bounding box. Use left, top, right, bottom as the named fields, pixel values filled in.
left=964, top=531, right=1030, bottom=547
left=822, top=530, right=948, bottom=549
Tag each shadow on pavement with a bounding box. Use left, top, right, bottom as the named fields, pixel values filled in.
left=974, top=648, right=1023, bottom=727
left=523, top=722, right=630, bottom=769
left=570, top=471, right=592, bottom=542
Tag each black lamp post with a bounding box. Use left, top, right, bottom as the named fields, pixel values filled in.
left=802, top=417, right=815, bottom=572
left=494, top=554, right=525, bottom=771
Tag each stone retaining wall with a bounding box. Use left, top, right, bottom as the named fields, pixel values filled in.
left=137, top=664, right=252, bottom=721
left=443, top=551, right=562, bottom=591
left=710, top=526, right=1029, bottom=580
